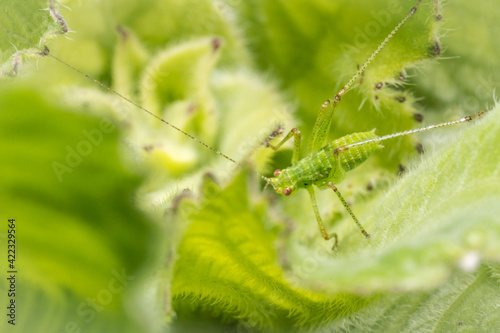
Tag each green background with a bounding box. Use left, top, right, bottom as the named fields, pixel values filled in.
left=1, top=0, right=500, bottom=332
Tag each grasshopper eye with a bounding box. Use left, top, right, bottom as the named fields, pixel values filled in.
left=274, top=169, right=281, bottom=177
left=284, top=187, right=292, bottom=196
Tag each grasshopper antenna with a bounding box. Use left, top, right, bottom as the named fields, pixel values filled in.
left=334, top=0, right=422, bottom=100
left=335, top=110, right=490, bottom=153
left=308, top=1, right=422, bottom=154
left=0, top=25, right=283, bottom=186
left=0, top=26, right=240, bottom=166
left=48, top=51, right=240, bottom=165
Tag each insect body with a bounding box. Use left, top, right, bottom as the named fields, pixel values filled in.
left=260, top=2, right=427, bottom=247
left=265, top=107, right=487, bottom=248
left=268, top=131, right=381, bottom=245
left=271, top=130, right=381, bottom=196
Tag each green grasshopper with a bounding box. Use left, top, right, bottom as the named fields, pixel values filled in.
left=4, top=0, right=488, bottom=248
left=261, top=0, right=488, bottom=248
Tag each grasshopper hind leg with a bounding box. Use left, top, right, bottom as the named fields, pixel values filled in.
left=327, top=182, right=370, bottom=240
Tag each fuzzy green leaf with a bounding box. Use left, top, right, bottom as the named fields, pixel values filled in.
left=413, top=0, right=500, bottom=116
left=356, top=265, right=500, bottom=332
left=171, top=172, right=373, bottom=332
left=172, top=105, right=500, bottom=332
left=287, top=105, right=500, bottom=292
left=0, top=0, right=68, bottom=76
left=0, top=84, right=158, bottom=332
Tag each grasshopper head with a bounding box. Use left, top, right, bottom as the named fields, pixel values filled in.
left=263, top=169, right=297, bottom=197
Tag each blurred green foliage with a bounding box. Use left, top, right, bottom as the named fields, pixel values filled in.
left=1, top=0, right=499, bottom=332
left=0, top=85, right=159, bottom=332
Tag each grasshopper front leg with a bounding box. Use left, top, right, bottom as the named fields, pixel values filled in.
left=307, top=186, right=339, bottom=250
left=268, top=128, right=301, bottom=164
